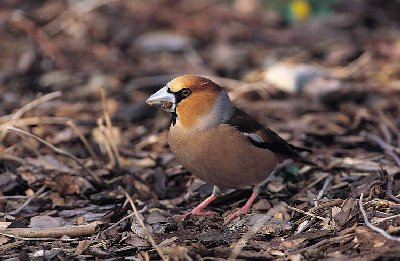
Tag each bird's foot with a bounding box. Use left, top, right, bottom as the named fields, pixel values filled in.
left=188, top=206, right=217, bottom=216
left=224, top=206, right=250, bottom=224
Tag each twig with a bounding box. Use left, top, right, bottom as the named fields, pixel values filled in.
left=0, top=154, right=25, bottom=165
left=287, top=206, right=327, bottom=221
left=7, top=12, right=69, bottom=68
left=100, top=89, right=121, bottom=168
left=67, top=120, right=100, bottom=167
left=0, top=92, right=61, bottom=122
left=0, top=117, right=71, bottom=129
left=297, top=175, right=333, bottom=233
left=373, top=213, right=400, bottom=225
left=315, top=175, right=334, bottom=206
left=387, top=174, right=400, bottom=203
left=97, top=118, right=117, bottom=167
left=121, top=188, right=166, bottom=260
left=6, top=126, right=103, bottom=186
left=8, top=185, right=47, bottom=215
left=0, top=91, right=62, bottom=140
left=0, top=195, right=28, bottom=200
left=104, top=213, right=135, bottom=233
left=359, top=193, right=400, bottom=242
left=228, top=203, right=287, bottom=260
left=0, top=221, right=102, bottom=238
left=364, top=132, right=400, bottom=164
left=104, top=206, right=148, bottom=232
left=380, top=123, right=392, bottom=145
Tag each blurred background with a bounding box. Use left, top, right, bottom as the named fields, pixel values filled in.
left=1, top=0, right=399, bottom=101
left=1, top=0, right=400, bottom=259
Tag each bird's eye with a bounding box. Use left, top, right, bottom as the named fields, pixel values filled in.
left=181, top=88, right=192, bottom=97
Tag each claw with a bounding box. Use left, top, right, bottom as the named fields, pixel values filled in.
left=224, top=206, right=250, bottom=224
left=183, top=191, right=218, bottom=219
left=223, top=186, right=261, bottom=224
left=190, top=207, right=217, bottom=216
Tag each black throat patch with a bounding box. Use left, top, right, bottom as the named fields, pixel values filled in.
left=171, top=112, right=177, bottom=126
left=167, top=88, right=191, bottom=126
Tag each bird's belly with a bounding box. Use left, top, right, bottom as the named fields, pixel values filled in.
left=168, top=125, right=278, bottom=189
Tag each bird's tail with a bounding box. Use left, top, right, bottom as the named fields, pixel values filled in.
left=289, top=144, right=313, bottom=153
left=288, top=144, right=320, bottom=167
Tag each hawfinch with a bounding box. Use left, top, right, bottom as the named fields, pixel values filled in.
left=146, top=75, right=311, bottom=222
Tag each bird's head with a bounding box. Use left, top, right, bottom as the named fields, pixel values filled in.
left=146, top=75, right=233, bottom=129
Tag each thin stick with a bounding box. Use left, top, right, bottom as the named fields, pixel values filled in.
left=104, top=213, right=135, bottom=233
left=0, top=153, right=25, bottom=165
left=6, top=126, right=103, bottom=185
left=287, top=206, right=327, bottom=221
left=1, top=92, right=62, bottom=123
left=364, top=132, right=400, bottom=157
left=0, top=91, right=62, bottom=140
left=0, top=221, right=102, bottom=238
left=359, top=193, right=400, bottom=242
left=121, top=189, right=166, bottom=260
left=67, top=120, right=100, bottom=166
left=228, top=204, right=287, bottom=260
left=8, top=13, right=69, bottom=68
left=0, top=117, right=71, bottom=129
left=297, top=175, right=333, bottom=233
left=97, top=118, right=116, bottom=167
left=387, top=174, right=400, bottom=203
left=380, top=124, right=392, bottom=145
left=100, top=89, right=121, bottom=168
left=0, top=233, right=83, bottom=241
left=0, top=196, right=29, bottom=200
left=104, top=206, right=148, bottom=232
left=315, top=175, right=334, bottom=206
left=373, top=213, right=400, bottom=225
left=8, top=185, right=47, bottom=215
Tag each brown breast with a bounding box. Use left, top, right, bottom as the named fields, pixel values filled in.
left=168, top=124, right=278, bottom=189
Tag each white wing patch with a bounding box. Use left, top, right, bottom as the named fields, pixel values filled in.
left=243, top=132, right=264, bottom=143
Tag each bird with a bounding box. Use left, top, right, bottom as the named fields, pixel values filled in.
left=146, top=75, right=311, bottom=223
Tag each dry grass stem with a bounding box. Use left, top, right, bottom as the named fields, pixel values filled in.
left=104, top=205, right=149, bottom=233
left=8, top=185, right=47, bottom=215
left=97, top=118, right=117, bottom=167
left=373, top=213, right=400, bottom=225
left=6, top=126, right=103, bottom=186
left=121, top=188, right=166, bottom=261
left=7, top=13, right=68, bottom=68
left=0, top=117, right=72, bottom=131
left=287, top=206, right=327, bottom=222
left=0, top=91, right=62, bottom=140
left=297, top=175, right=333, bottom=233
left=100, top=88, right=121, bottom=168
left=67, top=120, right=101, bottom=167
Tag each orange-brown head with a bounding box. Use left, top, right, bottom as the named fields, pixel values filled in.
left=146, top=75, right=233, bottom=129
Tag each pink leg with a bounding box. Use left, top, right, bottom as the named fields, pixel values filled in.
left=189, top=193, right=218, bottom=216
left=224, top=186, right=260, bottom=223
left=187, top=186, right=220, bottom=216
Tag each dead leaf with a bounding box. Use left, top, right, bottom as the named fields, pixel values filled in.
left=29, top=215, right=64, bottom=228
left=334, top=197, right=356, bottom=227
left=282, top=237, right=306, bottom=249
left=0, top=235, right=9, bottom=246
left=75, top=240, right=91, bottom=255
left=252, top=199, right=271, bottom=211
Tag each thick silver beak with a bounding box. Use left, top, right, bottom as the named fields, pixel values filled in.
left=146, top=86, right=176, bottom=112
